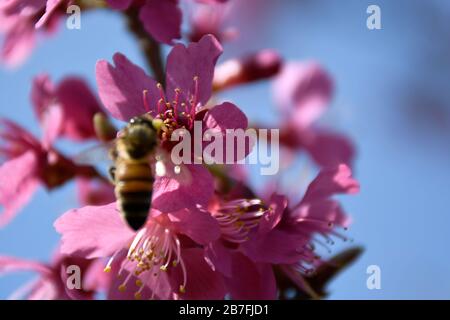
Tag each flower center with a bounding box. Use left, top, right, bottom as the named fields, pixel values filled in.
left=214, top=199, right=267, bottom=245
left=104, top=221, right=187, bottom=300
left=143, top=77, right=201, bottom=141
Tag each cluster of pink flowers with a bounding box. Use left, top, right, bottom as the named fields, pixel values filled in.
left=0, top=0, right=360, bottom=300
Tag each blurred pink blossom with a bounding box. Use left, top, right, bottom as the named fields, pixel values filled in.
left=76, top=177, right=115, bottom=206
left=31, top=74, right=105, bottom=144
left=0, top=119, right=98, bottom=226
left=0, top=0, right=61, bottom=67
left=213, top=49, right=283, bottom=91
left=107, top=0, right=228, bottom=44
left=0, top=251, right=107, bottom=300
left=274, top=62, right=355, bottom=167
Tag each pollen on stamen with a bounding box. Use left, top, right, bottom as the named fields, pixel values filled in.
left=117, top=222, right=188, bottom=299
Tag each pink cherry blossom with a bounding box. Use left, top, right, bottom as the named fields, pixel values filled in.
left=244, top=165, right=358, bottom=295
left=202, top=196, right=277, bottom=299
left=0, top=119, right=45, bottom=226
left=96, top=35, right=249, bottom=212
left=54, top=202, right=225, bottom=299
left=0, top=251, right=106, bottom=300
left=204, top=164, right=359, bottom=299
left=188, top=0, right=237, bottom=43
left=0, top=119, right=99, bottom=226
left=274, top=62, right=355, bottom=167
left=0, top=0, right=61, bottom=67
left=31, top=74, right=105, bottom=143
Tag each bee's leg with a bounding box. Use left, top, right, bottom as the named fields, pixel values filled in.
left=108, top=166, right=116, bottom=184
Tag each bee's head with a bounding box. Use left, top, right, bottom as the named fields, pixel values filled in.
left=122, top=117, right=157, bottom=158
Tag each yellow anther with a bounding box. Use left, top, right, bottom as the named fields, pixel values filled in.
left=152, top=118, right=164, bottom=131
left=103, top=266, right=111, bottom=273
left=160, top=265, right=168, bottom=272
left=134, top=292, right=142, bottom=300
left=172, top=261, right=178, bottom=267
left=179, top=285, right=186, bottom=294
left=118, top=284, right=126, bottom=292
left=136, top=279, right=143, bottom=287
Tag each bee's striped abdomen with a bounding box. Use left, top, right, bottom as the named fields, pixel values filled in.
left=115, top=161, right=154, bottom=231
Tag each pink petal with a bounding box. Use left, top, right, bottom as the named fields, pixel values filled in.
left=81, top=258, right=113, bottom=293
left=139, top=0, right=182, bottom=45
left=242, top=229, right=308, bottom=265
left=0, top=0, right=46, bottom=16
left=26, top=278, right=61, bottom=300
left=204, top=241, right=233, bottom=277
left=96, top=53, right=159, bottom=121
left=204, top=102, right=248, bottom=131
left=41, top=104, right=63, bottom=148
left=169, top=248, right=226, bottom=300
left=106, top=0, right=132, bottom=10
left=301, top=164, right=360, bottom=204
left=55, top=76, right=103, bottom=140
left=294, top=199, right=350, bottom=231
left=152, top=164, right=214, bottom=212
left=168, top=207, right=220, bottom=245
left=304, top=129, right=355, bottom=167
left=35, top=0, right=64, bottom=29
left=166, top=34, right=222, bottom=105
left=30, top=74, right=63, bottom=146
left=76, top=177, right=115, bottom=206
left=0, top=256, right=51, bottom=276
left=54, top=203, right=134, bottom=259
left=226, top=252, right=276, bottom=300
left=1, top=19, right=36, bottom=67
left=0, top=151, right=40, bottom=227
left=58, top=256, right=95, bottom=300
left=273, top=62, right=333, bottom=129
left=30, top=73, right=54, bottom=120
left=258, top=193, right=287, bottom=234
left=203, top=102, right=253, bottom=162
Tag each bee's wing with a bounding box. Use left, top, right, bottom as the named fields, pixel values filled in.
left=73, top=141, right=116, bottom=166
left=152, top=147, right=192, bottom=186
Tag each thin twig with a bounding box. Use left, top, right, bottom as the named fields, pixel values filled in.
left=124, top=8, right=165, bottom=86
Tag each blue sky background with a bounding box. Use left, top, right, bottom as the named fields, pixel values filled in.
left=1, top=0, right=450, bottom=299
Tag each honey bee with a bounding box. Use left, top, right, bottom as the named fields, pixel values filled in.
left=109, top=115, right=159, bottom=230
left=76, top=114, right=190, bottom=231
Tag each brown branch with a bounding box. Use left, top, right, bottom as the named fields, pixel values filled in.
left=124, top=8, right=165, bottom=86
